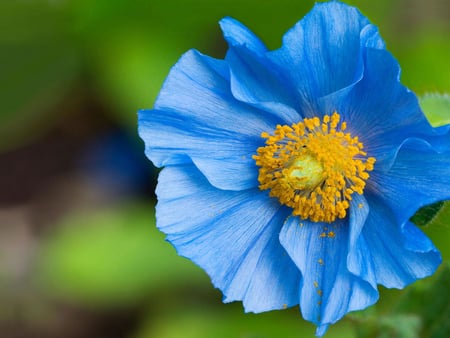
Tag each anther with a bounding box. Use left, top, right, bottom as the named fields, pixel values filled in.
left=253, top=112, right=375, bottom=223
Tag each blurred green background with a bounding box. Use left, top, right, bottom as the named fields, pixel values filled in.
left=0, top=0, right=449, bottom=337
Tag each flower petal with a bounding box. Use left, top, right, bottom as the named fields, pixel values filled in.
left=356, top=194, right=441, bottom=288
left=219, top=18, right=303, bottom=124
left=156, top=164, right=300, bottom=312
left=231, top=210, right=302, bottom=312
left=360, top=23, right=385, bottom=50
left=369, top=139, right=450, bottom=223
left=279, top=215, right=378, bottom=335
left=219, top=17, right=267, bottom=54
left=138, top=49, right=277, bottom=190
left=219, top=18, right=302, bottom=123
left=347, top=195, right=378, bottom=290
left=226, top=45, right=301, bottom=124
left=268, top=2, right=371, bottom=104
left=321, top=46, right=439, bottom=171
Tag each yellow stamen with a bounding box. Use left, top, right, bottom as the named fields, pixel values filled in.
left=253, top=112, right=375, bottom=223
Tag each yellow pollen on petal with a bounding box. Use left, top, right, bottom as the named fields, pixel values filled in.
left=253, top=112, right=375, bottom=223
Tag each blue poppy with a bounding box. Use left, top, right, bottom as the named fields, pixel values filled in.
left=138, top=2, right=450, bottom=336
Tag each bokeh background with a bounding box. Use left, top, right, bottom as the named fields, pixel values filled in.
left=1, top=0, right=449, bottom=337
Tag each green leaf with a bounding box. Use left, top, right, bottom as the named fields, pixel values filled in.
left=422, top=201, right=450, bottom=260
left=410, top=201, right=444, bottom=227
left=35, top=202, right=209, bottom=307
left=419, top=93, right=450, bottom=127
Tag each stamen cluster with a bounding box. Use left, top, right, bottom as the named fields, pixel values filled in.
left=253, top=112, right=375, bottom=223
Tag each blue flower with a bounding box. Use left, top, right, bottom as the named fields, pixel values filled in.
left=138, top=2, right=450, bottom=336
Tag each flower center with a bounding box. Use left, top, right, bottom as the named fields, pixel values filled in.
left=253, top=112, right=375, bottom=223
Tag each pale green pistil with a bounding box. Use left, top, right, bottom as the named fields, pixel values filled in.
left=286, top=155, right=324, bottom=190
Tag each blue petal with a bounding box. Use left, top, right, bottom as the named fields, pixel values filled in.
left=219, top=18, right=302, bottom=123
left=279, top=215, right=378, bottom=334
left=139, top=49, right=278, bottom=190
left=219, top=17, right=267, bottom=54
left=320, top=46, right=440, bottom=171
left=226, top=45, right=301, bottom=124
left=139, top=109, right=261, bottom=190
left=356, top=194, right=441, bottom=288
left=346, top=240, right=377, bottom=302
left=156, top=164, right=300, bottom=312
left=268, top=2, right=373, bottom=104
left=368, top=139, right=450, bottom=223
left=347, top=195, right=378, bottom=290
left=360, top=24, right=385, bottom=49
